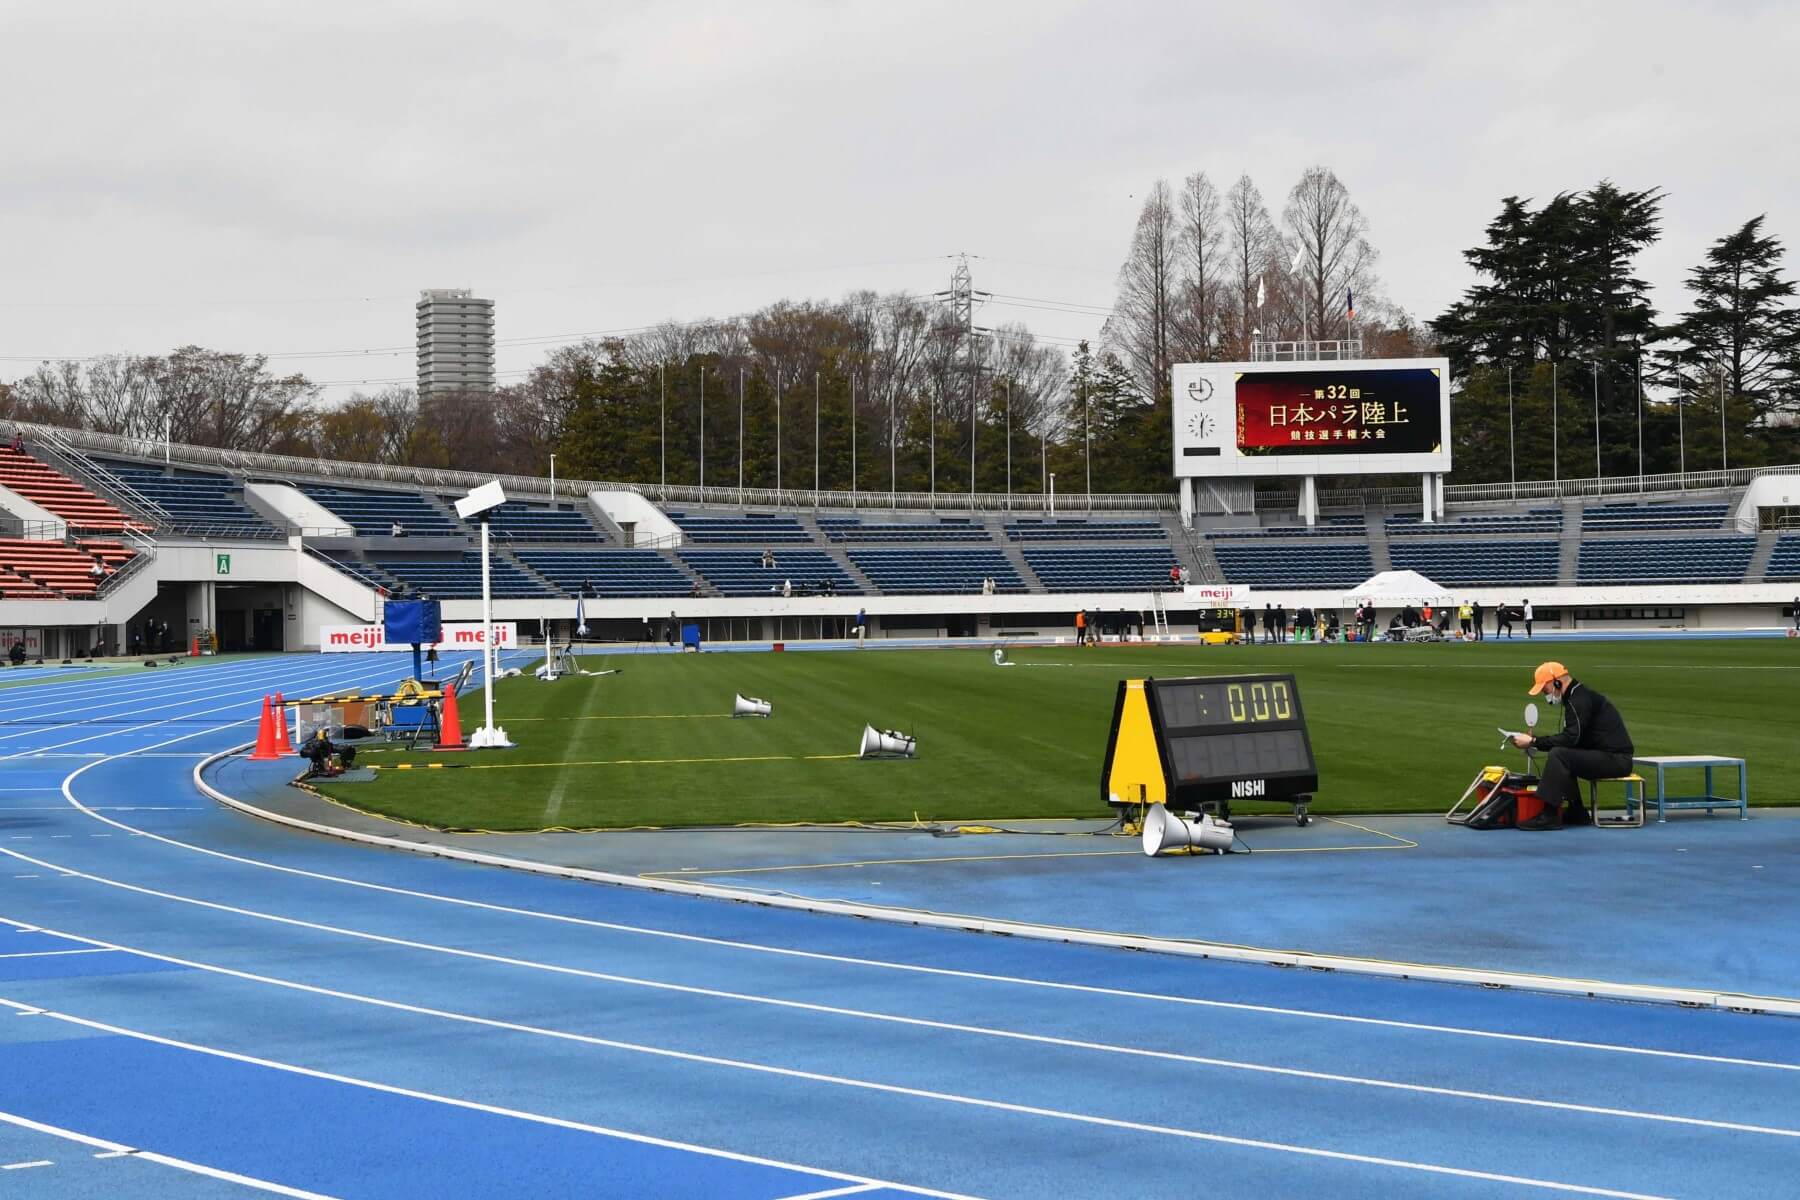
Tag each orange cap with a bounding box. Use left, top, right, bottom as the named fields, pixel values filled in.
left=1528, top=661, right=1568, bottom=695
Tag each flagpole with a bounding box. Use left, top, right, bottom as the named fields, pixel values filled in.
left=1507, top=363, right=1516, bottom=497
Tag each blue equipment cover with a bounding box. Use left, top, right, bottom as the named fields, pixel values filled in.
left=384, top=599, right=443, bottom=646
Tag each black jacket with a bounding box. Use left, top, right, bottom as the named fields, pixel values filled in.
left=1531, top=680, right=1634, bottom=757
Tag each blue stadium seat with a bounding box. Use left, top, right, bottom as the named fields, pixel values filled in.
left=680, top=549, right=860, bottom=596
left=516, top=550, right=693, bottom=598
left=1766, top=534, right=1800, bottom=582
left=815, top=517, right=992, bottom=543
left=1577, top=536, right=1756, bottom=584
left=474, top=501, right=607, bottom=543
left=1388, top=540, right=1560, bottom=585
left=300, top=484, right=463, bottom=537
left=1021, top=546, right=1180, bottom=592
left=669, top=511, right=814, bottom=544
left=1211, top=542, right=1374, bottom=588
left=1387, top=508, right=1562, bottom=536
left=1005, top=519, right=1167, bottom=542
left=369, top=554, right=542, bottom=598
left=94, top=460, right=277, bottom=536
left=849, top=549, right=1024, bottom=594
left=1580, top=503, right=1729, bottom=532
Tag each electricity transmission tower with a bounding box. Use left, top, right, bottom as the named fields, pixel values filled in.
left=934, top=254, right=991, bottom=494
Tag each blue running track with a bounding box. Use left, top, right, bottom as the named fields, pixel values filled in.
left=1, top=652, right=1796, bottom=1198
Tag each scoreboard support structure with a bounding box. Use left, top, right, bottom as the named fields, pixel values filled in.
left=1102, top=674, right=1319, bottom=827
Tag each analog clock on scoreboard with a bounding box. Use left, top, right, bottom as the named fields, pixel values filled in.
left=1100, top=673, right=1318, bottom=826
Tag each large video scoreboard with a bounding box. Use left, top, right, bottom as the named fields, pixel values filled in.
left=1171, top=357, right=1451, bottom=478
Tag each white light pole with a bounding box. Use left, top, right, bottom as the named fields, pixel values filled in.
left=548, top=454, right=556, bottom=511
left=1591, top=360, right=1601, bottom=481
left=1049, top=471, right=1056, bottom=516
left=699, top=366, right=707, bottom=492
left=850, top=373, right=857, bottom=496
left=814, top=371, right=821, bottom=496
left=1082, top=375, right=1091, bottom=511
left=1551, top=362, right=1559, bottom=486
left=454, top=480, right=511, bottom=749
left=1506, top=363, right=1515, bottom=494
left=1004, top=375, right=1012, bottom=509
left=659, top=362, right=666, bottom=494
left=776, top=368, right=783, bottom=495
left=738, top=368, right=745, bottom=503
left=1719, top=369, right=1728, bottom=471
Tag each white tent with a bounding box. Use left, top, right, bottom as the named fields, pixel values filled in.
left=1339, top=569, right=1457, bottom=611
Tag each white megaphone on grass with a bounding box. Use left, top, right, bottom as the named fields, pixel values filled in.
left=1141, top=804, right=1235, bottom=857
left=733, top=694, right=773, bottom=718
left=859, top=725, right=916, bottom=759
left=992, top=647, right=1013, bottom=667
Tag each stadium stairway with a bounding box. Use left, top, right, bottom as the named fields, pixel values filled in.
left=502, top=547, right=564, bottom=597
left=1748, top=528, right=1781, bottom=581
left=663, top=548, right=718, bottom=597
left=993, top=523, right=1046, bottom=591
left=1554, top=504, right=1584, bottom=584
left=1363, top=511, right=1393, bottom=572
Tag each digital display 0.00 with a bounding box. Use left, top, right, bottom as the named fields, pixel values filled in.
left=1153, top=677, right=1296, bottom=728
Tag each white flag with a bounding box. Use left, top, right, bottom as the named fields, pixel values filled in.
left=1255, top=277, right=1265, bottom=309
left=575, top=594, right=588, bottom=638
left=1290, top=243, right=1305, bottom=274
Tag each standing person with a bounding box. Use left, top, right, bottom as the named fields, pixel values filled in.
left=1169, top=563, right=1181, bottom=588
left=1074, top=608, right=1087, bottom=647
left=1278, top=603, right=1289, bottom=644
left=1473, top=599, right=1485, bottom=642
left=1260, top=604, right=1273, bottom=645
left=855, top=606, right=866, bottom=647
left=1509, top=662, right=1634, bottom=830
left=1458, top=601, right=1473, bottom=640
left=1523, top=598, right=1535, bottom=639
left=1496, top=601, right=1511, bottom=639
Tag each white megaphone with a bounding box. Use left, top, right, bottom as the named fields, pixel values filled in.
left=992, top=647, right=1013, bottom=667
left=733, top=694, right=772, bottom=718
left=1141, top=803, right=1235, bottom=857
left=859, top=725, right=917, bottom=759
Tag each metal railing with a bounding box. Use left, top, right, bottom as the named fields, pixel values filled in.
left=20, top=428, right=171, bottom=530
left=95, top=529, right=157, bottom=599
left=1251, top=339, right=1363, bottom=362
left=0, top=517, right=64, bottom=541
left=644, top=482, right=1177, bottom=515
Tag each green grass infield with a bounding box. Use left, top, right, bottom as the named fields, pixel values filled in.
left=310, top=639, right=1798, bottom=831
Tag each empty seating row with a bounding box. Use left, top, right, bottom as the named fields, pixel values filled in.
left=1766, top=535, right=1800, bottom=582
left=368, top=554, right=540, bottom=599
left=517, top=550, right=695, bottom=598
left=668, top=512, right=813, bottom=544
left=848, top=549, right=1024, bottom=594
left=300, top=484, right=463, bottom=537
left=0, top=446, right=140, bottom=531
left=1580, top=503, right=1729, bottom=531
left=1211, top=543, right=1374, bottom=588
left=815, top=517, right=992, bottom=543
left=1004, top=519, right=1166, bottom=542
left=680, top=549, right=861, bottom=596
left=1389, top=540, right=1560, bottom=585
left=1577, top=536, right=1756, bottom=583
left=1022, top=545, right=1180, bottom=592
left=1208, top=521, right=1365, bottom=540
left=1388, top=508, right=1562, bottom=535
left=95, top=460, right=276, bottom=535
left=460, top=500, right=606, bottom=543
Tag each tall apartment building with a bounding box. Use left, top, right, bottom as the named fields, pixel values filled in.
left=415, top=289, right=495, bottom=396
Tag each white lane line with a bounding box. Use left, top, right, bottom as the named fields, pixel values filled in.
left=0, top=949, right=111, bottom=960
left=58, top=737, right=1800, bottom=1076
left=0, top=994, right=1668, bottom=1200
left=2, top=1159, right=54, bottom=1169
left=0, top=907, right=1790, bottom=1144
left=0, top=1109, right=337, bottom=1198
left=0, top=1003, right=972, bottom=1200
left=777, top=1186, right=881, bottom=1200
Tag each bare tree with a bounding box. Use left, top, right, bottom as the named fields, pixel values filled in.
left=1223, top=175, right=1277, bottom=358
left=1173, top=171, right=1224, bottom=362
left=1284, top=165, right=1377, bottom=342
left=1103, top=180, right=1177, bottom=400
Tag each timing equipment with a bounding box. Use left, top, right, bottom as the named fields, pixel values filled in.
left=1101, top=674, right=1318, bottom=826
left=859, top=725, right=917, bottom=759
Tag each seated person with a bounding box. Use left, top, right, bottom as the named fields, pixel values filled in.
left=299, top=728, right=357, bottom=778
left=8, top=640, right=26, bottom=666
left=1509, top=663, right=1634, bottom=830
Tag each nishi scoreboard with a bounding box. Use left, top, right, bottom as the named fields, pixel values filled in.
left=1101, top=673, right=1319, bottom=825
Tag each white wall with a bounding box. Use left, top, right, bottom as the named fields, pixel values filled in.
left=588, top=489, right=681, bottom=546
left=244, top=481, right=345, bottom=533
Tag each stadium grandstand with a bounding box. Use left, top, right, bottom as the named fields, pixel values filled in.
left=2, top=418, right=1798, bottom=658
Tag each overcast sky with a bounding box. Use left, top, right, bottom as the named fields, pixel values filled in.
left=4, top=0, right=1796, bottom=396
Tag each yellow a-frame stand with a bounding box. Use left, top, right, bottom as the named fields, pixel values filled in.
left=1100, top=679, right=1167, bottom=823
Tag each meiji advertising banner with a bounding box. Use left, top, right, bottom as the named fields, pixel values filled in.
left=318, top=622, right=517, bottom=653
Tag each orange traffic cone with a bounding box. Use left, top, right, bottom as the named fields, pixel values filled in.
left=248, top=695, right=281, bottom=760
left=434, top=682, right=467, bottom=751
left=190, top=637, right=201, bottom=657
left=272, top=693, right=294, bottom=755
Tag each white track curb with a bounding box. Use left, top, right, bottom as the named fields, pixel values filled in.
left=194, top=746, right=1800, bottom=1019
